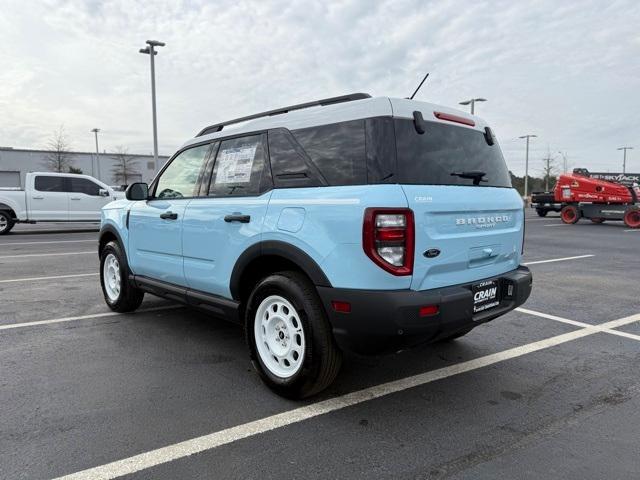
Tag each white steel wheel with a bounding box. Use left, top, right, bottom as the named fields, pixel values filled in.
left=254, top=295, right=306, bottom=379
left=103, top=253, right=122, bottom=302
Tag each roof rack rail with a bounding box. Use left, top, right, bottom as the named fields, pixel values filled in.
left=196, top=92, right=371, bottom=137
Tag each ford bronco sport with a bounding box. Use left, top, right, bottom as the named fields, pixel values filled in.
left=99, top=93, right=532, bottom=398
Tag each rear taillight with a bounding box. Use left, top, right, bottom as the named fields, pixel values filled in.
left=363, top=208, right=414, bottom=276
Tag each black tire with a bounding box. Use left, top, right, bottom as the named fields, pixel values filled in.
left=536, top=209, right=548, bottom=217
left=0, top=211, right=15, bottom=235
left=99, top=240, right=144, bottom=312
left=439, top=327, right=473, bottom=342
left=245, top=271, right=342, bottom=399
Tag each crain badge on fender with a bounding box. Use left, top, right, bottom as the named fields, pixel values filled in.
left=424, top=248, right=441, bottom=258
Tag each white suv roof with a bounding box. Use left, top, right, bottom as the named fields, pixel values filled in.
left=183, top=94, right=489, bottom=151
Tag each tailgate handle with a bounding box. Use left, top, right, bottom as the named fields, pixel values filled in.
left=482, top=248, right=494, bottom=257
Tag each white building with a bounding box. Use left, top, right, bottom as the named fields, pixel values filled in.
left=0, top=147, right=169, bottom=188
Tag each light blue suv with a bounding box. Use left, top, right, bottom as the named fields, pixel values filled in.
left=99, top=93, right=532, bottom=398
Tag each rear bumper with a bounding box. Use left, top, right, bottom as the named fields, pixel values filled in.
left=317, top=266, right=532, bottom=355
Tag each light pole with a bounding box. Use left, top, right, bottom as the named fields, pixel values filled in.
left=91, top=128, right=100, bottom=180
left=557, top=151, right=568, bottom=173
left=617, top=146, right=633, bottom=173
left=139, top=39, right=165, bottom=174
left=519, top=134, right=537, bottom=201
left=459, top=98, right=486, bottom=115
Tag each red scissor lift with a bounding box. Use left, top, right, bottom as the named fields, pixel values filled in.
left=555, top=169, right=640, bottom=228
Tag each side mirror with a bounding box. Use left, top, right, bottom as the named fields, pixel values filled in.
left=99, top=188, right=110, bottom=197
left=126, top=182, right=149, bottom=201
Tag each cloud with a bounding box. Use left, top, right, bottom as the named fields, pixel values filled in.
left=0, top=0, right=639, bottom=175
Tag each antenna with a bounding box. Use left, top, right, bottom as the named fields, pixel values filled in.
left=408, top=73, right=429, bottom=100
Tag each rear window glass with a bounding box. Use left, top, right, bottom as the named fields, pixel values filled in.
left=292, top=120, right=366, bottom=186
left=394, top=119, right=512, bottom=188
left=34, top=176, right=65, bottom=192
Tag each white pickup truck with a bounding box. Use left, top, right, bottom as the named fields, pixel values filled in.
left=0, top=172, right=124, bottom=234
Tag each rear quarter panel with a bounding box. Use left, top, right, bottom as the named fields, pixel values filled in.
left=264, top=185, right=411, bottom=290
left=0, top=190, right=27, bottom=219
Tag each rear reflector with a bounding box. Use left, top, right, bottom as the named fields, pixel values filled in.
left=419, top=305, right=439, bottom=317
left=332, top=301, right=351, bottom=313
left=433, top=111, right=475, bottom=127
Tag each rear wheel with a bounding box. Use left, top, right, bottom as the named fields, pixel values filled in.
left=590, top=218, right=605, bottom=224
left=100, top=241, right=144, bottom=312
left=0, top=211, right=15, bottom=235
left=624, top=209, right=640, bottom=229
left=536, top=209, right=548, bottom=217
left=560, top=205, right=580, bottom=224
left=246, top=271, right=342, bottom=399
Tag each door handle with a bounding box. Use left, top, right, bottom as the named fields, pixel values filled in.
left=224, top=214, right=251, bottom=223
left=70, top=197, right=81, bottom=200
left=32, top=195, right=44, bottom=200
left=160, top=211, right=178, bottom=220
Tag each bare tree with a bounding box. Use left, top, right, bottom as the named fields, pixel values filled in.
left=43, top=126, right=74, bottom=172
left=110, top=147, right=140, bottom=186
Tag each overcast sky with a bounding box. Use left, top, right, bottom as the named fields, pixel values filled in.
left=1, top=0, right=639, bottom=176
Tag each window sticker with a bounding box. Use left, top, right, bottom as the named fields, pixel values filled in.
left=215, top=145, right=257, bottom=184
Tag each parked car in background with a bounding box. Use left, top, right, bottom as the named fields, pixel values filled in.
left=99, top=93, right=532, bottom=398
left=0, top=172, right=123, bottom=234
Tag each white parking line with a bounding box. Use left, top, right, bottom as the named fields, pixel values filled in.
left=53, top=311, right=640, bottom=480
left=523, top=254, right=594, bottom=266
left=0, top=305, right=181, bottom=331
left=517, top=307, right=640, bottom=342
left=624, top=229, right=640, bottom=233
left=0, top=251, right=94, bottom=259
left=0, top=272, right=99, bottom=284
left=0, top=239, right=96, bottom=246
left=543, top=223, right=568, bottom=227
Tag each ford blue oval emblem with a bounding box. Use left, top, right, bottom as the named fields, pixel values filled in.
left=424, top=248, right=441, bottom=258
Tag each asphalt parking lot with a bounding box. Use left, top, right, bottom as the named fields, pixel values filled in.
left=1, top=211, right=639, bottom=480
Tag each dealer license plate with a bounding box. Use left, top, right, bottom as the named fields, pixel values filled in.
left=472, top=280, right=501, bottom=314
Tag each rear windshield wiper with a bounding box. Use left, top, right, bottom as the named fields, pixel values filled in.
left=450, top=170, right=487, bottom=186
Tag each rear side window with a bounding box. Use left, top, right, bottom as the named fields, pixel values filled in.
left=268, top=129, right=325, bottom=188
left=208, top=134, right=267, bottom=197
left=394, top=119, right=512, bottom=188
left=34, top=176, right=65, bottom=192
left=292, top=120, right=366, bottom=186
left=69, top=177, right=101, bottom=196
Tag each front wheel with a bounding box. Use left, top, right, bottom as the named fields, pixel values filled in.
left=0, top=211, right=15, bottom=235
left=100, top=241, right=144, bottom=312
left=246, top=271, right=342, bottom=399
left=560, top=205, right=580, bottom=224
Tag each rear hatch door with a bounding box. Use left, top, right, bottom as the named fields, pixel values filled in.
left=392, top=112, right=524, bottom=291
